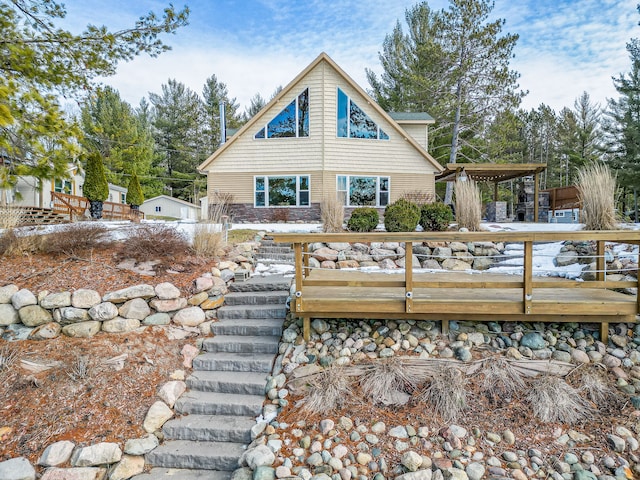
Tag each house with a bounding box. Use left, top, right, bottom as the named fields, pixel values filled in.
left=3, top=164, right=127, bottom=209
left=140, top=195, right=200, bottom=221
left=198, top=52, right=443, bottom=223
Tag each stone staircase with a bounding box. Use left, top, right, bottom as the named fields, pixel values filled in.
left=255, top=236, right=295, bottom=266
left=133, top=275, right=290, bottom=479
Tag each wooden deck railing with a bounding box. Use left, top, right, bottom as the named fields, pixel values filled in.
left=271, top=231, right=640, bottom=343
left=51, top=192, right=144, bottom=221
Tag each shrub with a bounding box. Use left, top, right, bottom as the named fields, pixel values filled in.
left=40, top=223, right=112, bottom=255
left=577, top=162, right=618, bottom=230
left=383, top=198, right=420, bottom=232
left=347, top=207, right=379, bottom=232
left=122, top=224, right=191, bottom=261
left=125, top=172, right=145, bottom=206
left=420, top=202, right=453, bottom=231
left=321, top=195, right=344, bottom=233
left=454, top=179, right=482, bottom=231
left=83, top=152, right=109, bottom=202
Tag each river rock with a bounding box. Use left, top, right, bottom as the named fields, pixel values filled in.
left=40, top=467, right=106, bottom=480
left=0, top=457, right=35, bottom=480
left=29, top=322, right=62, bottom=340
left=11, top=289, right=37, bottom=309
left=172, top=306, right=206, bottom=327
left=157, top=380, right=187, bottom=408
left=101, top=317, right=141, bottom=333
left=143, top=313, right=171, bottom=326
left=402, top=451, right=423, bottom=471
left=0, top=304, right=19, bottom=326
left=396, top=470, right=432, bottom=480
left=109, top=454, right=144, bottom=480
left=155, top=282, right=181, bottom=300
left=40, top=292, right=71, bottom=309
left=71, top=289, right=102, bottom=308
left=149, top=297, right=188, bottom=313
left=124, top=434, right=160, bottom=455
left=38, top=440, right=75, bottom=466
left=102, top=284, right=155, bottom=303
left=0, top=284, right=18, bottom=304
left=520, top=332, right=546, bottom=350
left=61, top=321, right=101, bottom=338
left=143, top=401, right=174, bottom=433
left=244, top=445, right=276, bottom=469
left=88, top=302, right=119, bottom=321
left=18, top=305, right=52, bottom=327
left=555, top=251, right=579, bottom=267
left=118, top=298, right=151, bottom=320
left=56, top=307, right=90, bottom=324
left=71, top=442, right=122, bottom=467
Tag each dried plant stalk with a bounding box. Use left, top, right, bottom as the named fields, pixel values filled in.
left=418, top=364, right=467, bottom=423
left=454, top=179, right=482, bottom=231
left=577, top=162, right=618, bottom=230
left=480, top=357, right=525, bottom=403
left=321, top=195, right=344, bottom=233
left=302, top=366, right=352, bottom=414
left=360, top=358, right=417, bottom=406
left=0, top=344, right=18, bottom=374
left=527, top=375, right=594, bottom=424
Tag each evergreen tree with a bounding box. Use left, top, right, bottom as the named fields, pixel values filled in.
left=367, top=0, right=523, bottom=203
left=126, top=172, right=145, bottom=207
left=602, top=39, right=640, bottom=194
left=0, top=1, right=189, bottom=199
left=202, top=75, right=242, bottom=151
left=81, top=87, right=156, bottom=193
left=149, top=79, right=204, bottom=201
left=83, top=151, right=109, bottom=218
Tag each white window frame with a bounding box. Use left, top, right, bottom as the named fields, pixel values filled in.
left=336, top=175, right=390, bottom=207
left=254, top=175, right=310, bottom=208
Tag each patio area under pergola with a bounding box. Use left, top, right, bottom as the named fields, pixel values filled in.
left=435, top=163, right=548, bottom=221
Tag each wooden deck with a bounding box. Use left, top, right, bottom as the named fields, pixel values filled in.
left=271, top=230, right=640, bottom=343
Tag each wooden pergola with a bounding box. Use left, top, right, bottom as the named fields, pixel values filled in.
left=435, top=163, right=547, bottom=221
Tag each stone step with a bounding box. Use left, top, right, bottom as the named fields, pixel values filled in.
left=255, top=254, right=295, bottom=263
left=131, top=467, right=231, bottom=480
left=175, top=391, right=264, bottom=416
left=203, top=335, right=280, bottom=354
left=211, top=318, right=284, bottom=336
left=193, top=352, right=274, bottom=373
left=223, top=291, right=289, bottom=306
left=163, top=414, right=254, bottom=443
left=187, top=370, right=267, bottom=395
left=216, top=304, right=287, bottom=320
left=228, top=275, right=291, bottom=293
left=145, top=440, right=244, bottom=471
left=256, top=246, right=294, bottom=254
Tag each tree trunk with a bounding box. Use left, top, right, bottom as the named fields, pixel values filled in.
left=444, top=80, right=463, bottom=205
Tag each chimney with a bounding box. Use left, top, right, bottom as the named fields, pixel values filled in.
left=219, top=102, right=226, bottom=146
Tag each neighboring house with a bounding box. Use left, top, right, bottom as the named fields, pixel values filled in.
left=140, top=195, right=200, bottom=221
left=198, top=52, right=443, bottom=223
left=4, top=164, right=127, bottom=209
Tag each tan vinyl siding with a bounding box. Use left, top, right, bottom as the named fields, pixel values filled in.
left=399, top=124, right=429, bottom=151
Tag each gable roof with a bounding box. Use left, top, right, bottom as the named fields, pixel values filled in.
left=143, top=195, right=200, bottom=208
left=198, top=52, right=443, bottom=173
left=389, top=112, right=435, bottom=124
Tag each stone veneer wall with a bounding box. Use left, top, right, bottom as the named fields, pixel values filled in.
left=226, top=203, right=322, bottom=223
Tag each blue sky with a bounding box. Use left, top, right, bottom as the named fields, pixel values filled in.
left=62, top=0, right=639, bottom=114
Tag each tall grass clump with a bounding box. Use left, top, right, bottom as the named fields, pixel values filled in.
left=454, top=179, right=482, bottom=231
left=417, top=364, right=467, bottom=422
left=193, top=223, right=225, bottom=258
left=302, top=366, right=352, bottom=414
left=577, top=162, right=618, bottom=230
left=360, top=359, right=416, bottom=406
left=0, top=206, right=25, bottom=229
left=526, top=375, right=594, bottom=424
left=321, top=195, right=344, bottom=233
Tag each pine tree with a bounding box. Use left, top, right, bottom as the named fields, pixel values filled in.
left=83, top=152, right=109, bottom=219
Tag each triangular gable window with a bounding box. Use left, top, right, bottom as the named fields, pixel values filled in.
left=337, top=88, right=388, bottom=140
left=254, top=88, right=309, bottom=139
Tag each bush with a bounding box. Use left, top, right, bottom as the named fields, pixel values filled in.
left=384, top=199, right=420, bottom=232
left=347, top=207, right=379, bottom=232
left=126, top=172, right=145, bottom=206
left=83, top=152, right=109, bottom=202
left=40, top=223, right=112, bottom=255
left=420, top=202, right=453, bottom=231
left=122, top=224, right=192, bottom=261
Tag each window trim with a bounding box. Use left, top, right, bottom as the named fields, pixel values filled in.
left=254, top=174, right=311, bottom=208
left=336, top=175, right=390, bottom=207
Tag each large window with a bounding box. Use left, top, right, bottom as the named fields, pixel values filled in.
left=337, top=175, right=389, bottom=207
left=54, top=178, right=72, bottom=194
left=255, top=175, right=310, bottom=207
left=337, top=88, right=389, bottom=140
left=255, top=89, right=309, bottom=139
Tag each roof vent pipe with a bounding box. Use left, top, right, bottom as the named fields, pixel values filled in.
left=219, top=102, right=226, bottom=146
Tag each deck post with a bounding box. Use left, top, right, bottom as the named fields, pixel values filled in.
left=523, top=241, right=533, bottom=314
left=596, top=240, right=605, bottom=282
left=303, top=317, right=310, bottom=342
left=303, top=242, right=309, bottom=278
left=405, top=241, right=413, bottom=313
left=534, top=172, right=540, bottom=222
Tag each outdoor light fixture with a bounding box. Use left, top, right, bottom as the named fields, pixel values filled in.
left=459, top=169, right=468, bottom=182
